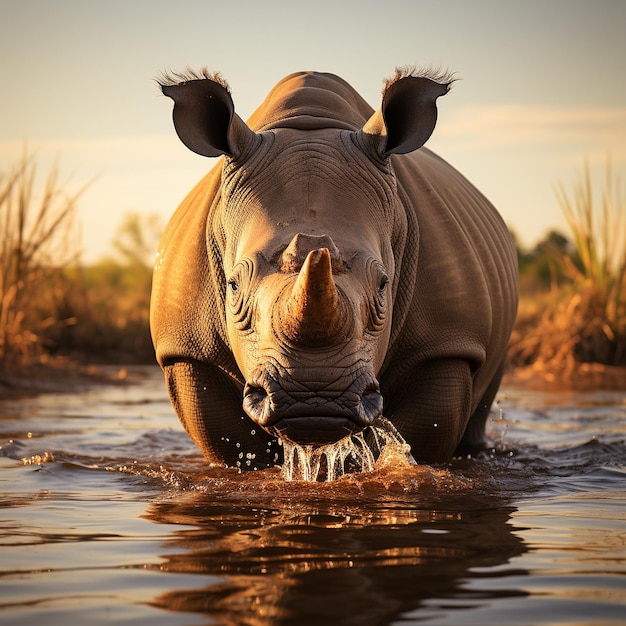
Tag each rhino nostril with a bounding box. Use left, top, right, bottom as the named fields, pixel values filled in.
left=243, top=383, right=270, bottom=424
left=361, top=384, right=383, bottom=421
left=364, top=382, right=380, bottom=396
left=244, top=384, right=268, bottom=401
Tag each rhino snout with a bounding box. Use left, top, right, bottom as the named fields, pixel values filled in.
left=242, top=369, right=383, bottom=445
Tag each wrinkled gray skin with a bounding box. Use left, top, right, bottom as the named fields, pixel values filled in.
left=150, top=69, right=519, bottom=470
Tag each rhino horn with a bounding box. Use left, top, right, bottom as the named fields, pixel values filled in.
left=282, top=248, right=348, bottom=346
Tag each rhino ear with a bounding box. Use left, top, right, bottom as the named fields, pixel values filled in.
left=160, top=73, right=258, bottom=159
left=362, top=74, right=451, bottom=158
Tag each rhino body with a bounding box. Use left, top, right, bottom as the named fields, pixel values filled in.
left=150, top=69, right=518, bottom=470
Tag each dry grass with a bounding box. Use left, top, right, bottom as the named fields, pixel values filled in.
left=509, top=161, right=626, bottom=378
left=0, top=152, right=87, bottom=366
left=0, top=154, right=157, bottom=384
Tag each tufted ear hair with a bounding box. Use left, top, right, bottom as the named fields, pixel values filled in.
left=160, top=72, right=260, bottom=159
left=361, top=73, right=451, bottom=158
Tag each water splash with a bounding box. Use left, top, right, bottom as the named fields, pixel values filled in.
left=281, top=417, right=415, bottom=482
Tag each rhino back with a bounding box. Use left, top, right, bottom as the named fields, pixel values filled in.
left=384, top=147, right=518, bottom=404
left=246, top=72, right=374, bottom=132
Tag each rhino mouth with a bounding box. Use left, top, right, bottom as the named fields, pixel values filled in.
left=271, top=417, right=358, bottom=446
left=242, top=370, right=383, bottom=446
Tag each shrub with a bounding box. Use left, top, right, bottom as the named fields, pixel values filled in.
left=0, top=153, right=85, bottom=366
left=0, top=154, right=160, bottom=377
left=510, top=161, right=626, bottom=372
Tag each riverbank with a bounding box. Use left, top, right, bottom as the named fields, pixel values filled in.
left=0, top=358, right=150, bottom=400
left=503, top=361, right=626, bottom=392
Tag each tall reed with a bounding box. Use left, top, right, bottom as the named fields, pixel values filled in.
left=555, top=162, right=626, bottom=331
left=0, top=153, right=86, bottom=365
left=510, top=161, right=626, bottom=371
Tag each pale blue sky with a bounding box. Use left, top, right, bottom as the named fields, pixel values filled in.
left=2, top=0, right=625, bottom=261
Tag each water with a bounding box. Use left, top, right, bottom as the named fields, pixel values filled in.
left=0, top=366, right=624, bottom=625
left=281, top=417, right=414, bottom=481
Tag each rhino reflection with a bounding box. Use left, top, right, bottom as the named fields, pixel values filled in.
left=145, top=488, right=527, bottom=625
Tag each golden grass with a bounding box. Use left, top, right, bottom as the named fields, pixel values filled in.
left=0, top=155, right=156, bottom=380
left=0, top=153, right=87, bottom=365
left=509, top=161, right=626, bottom=377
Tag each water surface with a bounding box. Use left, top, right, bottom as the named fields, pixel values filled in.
left=1, top=366, right=624, bottom=625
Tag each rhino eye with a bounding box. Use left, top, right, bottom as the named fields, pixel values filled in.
left=377, top=275, right=389, bottom=300
left=367, top=260, right=389, bottom=333
left=227, top=260, right=254, bottom=332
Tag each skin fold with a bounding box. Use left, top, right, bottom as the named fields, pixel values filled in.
left=150, top=69, right=519, bottom=469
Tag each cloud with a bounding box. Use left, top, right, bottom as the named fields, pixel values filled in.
left=0, top=134, right=193, bottom=171
left=435, top=103, right=626, bottom=162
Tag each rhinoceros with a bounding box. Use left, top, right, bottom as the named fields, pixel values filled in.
left=151, top=68, right=518, bottom=470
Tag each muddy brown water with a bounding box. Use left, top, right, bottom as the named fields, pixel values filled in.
left=0, top=366, right=624, bottom=625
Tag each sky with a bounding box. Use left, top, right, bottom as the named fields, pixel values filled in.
left=1, top=0, right=625, bottom=262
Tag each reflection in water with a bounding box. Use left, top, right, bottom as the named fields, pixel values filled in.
left=145, top=468, right=528, bottom=625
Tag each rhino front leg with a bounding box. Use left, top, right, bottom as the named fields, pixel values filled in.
left=456, top=360, right=505, bottom=454
left=164, top=359, right=280, bottom=469
left=386, top=358, right=474, bottom=464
